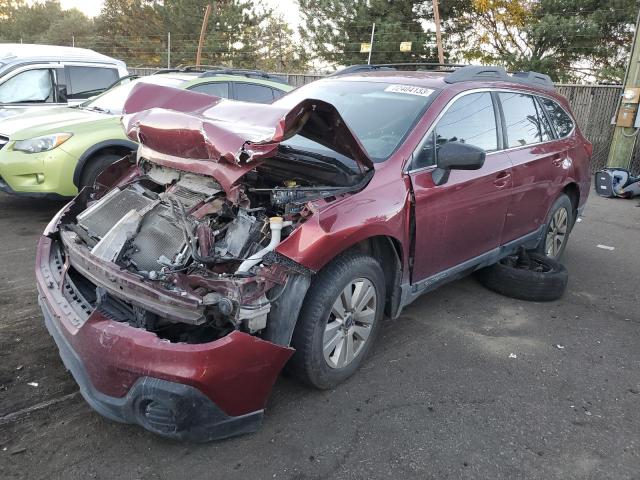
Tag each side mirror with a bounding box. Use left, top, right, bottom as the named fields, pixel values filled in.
left=432, top=141, right=486, bottom=185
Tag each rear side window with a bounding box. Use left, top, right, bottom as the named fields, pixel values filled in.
left=499, top=92, right=548, bottom=147
left=189, top=82, right=229, bottom=98
left=66, top=66, right=118, bottom=100
left=235, top=83, right=274, bottom=103
left=413, top=92, right=498, bottom=169
left=538, top=97, right=574, bottom=138
left=0, top=69, right=54, bottom=103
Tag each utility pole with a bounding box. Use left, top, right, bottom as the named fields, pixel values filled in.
left=196, top=3, right=213, bottom=67
left=607, top=8, right=640, bottom=168
left=433, top=0, right=445, bottom=64
left=72, top=35, right=75, bottom=48
left=367, top=23, right=375, bottom=65
left=167, top=32, right=171, bottom=68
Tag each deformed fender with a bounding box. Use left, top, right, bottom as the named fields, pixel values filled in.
left=262, top=274, right=311, bottom=346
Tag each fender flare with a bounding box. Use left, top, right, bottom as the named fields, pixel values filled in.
left=72, top=139, right=138, bottom=187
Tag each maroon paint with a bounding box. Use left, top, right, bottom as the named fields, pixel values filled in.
left=122, top=83, right=373, bottom=175
left=36, top=73, right=592, bottom=424
left=36, top=239, right=293, bottom=417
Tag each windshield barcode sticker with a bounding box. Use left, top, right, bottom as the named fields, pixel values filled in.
left=384, top=85, right=434, bottom=97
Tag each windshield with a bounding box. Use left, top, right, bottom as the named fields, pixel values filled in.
left=275, top=80, right=439, bottom=162
left=83, top=76, right=187, bottom=115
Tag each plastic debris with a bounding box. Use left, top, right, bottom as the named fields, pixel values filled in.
left=509, top=353, right=517, bottom=359
left=597, top=244, right=615, bottom=251
left=27, top=382, right=38, bottom=387
left=556, top=344, right=565, bottom=349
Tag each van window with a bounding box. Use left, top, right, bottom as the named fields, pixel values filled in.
left=0, top=69, right=54, bottom=103
left=538, top=97, right=574, bottom=138
left=413, top=92, right=498, bottom=169
left=66, top=66, right=118, bottom=100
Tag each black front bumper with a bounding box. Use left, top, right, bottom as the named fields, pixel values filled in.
left=40, top=297, right=264, bottom=442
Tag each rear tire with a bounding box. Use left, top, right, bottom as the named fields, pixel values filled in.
left=288, top=252, right=385, bottom=389
left=475, top=252, right=568, bottom=302
left=79, top=152, right=124, bottom=189
left=536, top=194, right=574, bottom=259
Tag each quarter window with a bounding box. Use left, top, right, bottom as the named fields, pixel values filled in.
left=0, top=69, right=54, bottom=103
left=499, top=92, right=546, bottom=147
left=66, top=66, right=118, bottom=100
left=538, top=97, right=574, bottom=138
left=413, top=92, right=498, bottom=169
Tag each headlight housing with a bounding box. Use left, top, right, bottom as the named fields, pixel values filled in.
left=13, top=133, right=73, bottom=154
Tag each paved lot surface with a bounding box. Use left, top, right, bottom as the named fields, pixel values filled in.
left=1, top=191, right=639, bottom=480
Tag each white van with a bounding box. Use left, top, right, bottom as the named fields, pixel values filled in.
left=0, top=44, right=128, bottom=119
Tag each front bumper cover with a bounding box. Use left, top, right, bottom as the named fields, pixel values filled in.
left=36, top=234, right=294, bottom=442
left=40, top=296, right=263, bottom=442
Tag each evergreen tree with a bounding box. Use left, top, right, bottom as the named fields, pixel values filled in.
left=298, top=0, right=440, bottom=67
left=440, top=0, right=637, bottom=82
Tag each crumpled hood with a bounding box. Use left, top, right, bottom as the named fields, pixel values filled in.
left=121, top=83, right=373, bottom=190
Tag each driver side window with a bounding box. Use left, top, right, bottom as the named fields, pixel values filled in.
left=412, top=92, right=498, bottom=170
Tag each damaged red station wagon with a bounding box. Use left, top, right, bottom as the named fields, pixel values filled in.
left=35, top=66, right=591, bottom=441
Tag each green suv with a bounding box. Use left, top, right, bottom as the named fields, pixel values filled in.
left=0, top=71, right=292, bottom=198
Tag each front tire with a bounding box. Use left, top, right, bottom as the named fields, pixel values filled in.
left=79, top=152, right=124, bottom=189
left=288, top=252, right=385, bottom=389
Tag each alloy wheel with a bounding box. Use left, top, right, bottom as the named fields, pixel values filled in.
left=323, top=278, right=377, bottom=369
left=545, top=207, right=568, bottom=258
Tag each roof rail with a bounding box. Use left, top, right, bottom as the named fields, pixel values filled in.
left=444, top=65, right=555, bottom=90
left=330, top=62, right=466, bottom=77
left=197, top=68, right=289, bottom=84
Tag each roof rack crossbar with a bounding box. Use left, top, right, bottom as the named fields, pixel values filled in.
left=330, top=62, right=467, bottom=77
left=444, top=65, right=555, bottom=90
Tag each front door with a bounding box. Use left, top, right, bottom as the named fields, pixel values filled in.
left=408, top=91, right=513, bottom=282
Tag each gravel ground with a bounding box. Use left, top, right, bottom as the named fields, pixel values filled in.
left=1, top=191, right=639, bottom=480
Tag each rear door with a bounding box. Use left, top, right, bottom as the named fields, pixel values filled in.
left=408, top=91, right=513, bottom=281
left=499, top=91, right=570, bottom=243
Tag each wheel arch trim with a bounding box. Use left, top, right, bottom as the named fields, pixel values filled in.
left=72, top=139, right=138, bottom=187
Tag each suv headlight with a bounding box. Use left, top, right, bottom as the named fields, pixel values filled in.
left=13, top=133, right=73, bottom=154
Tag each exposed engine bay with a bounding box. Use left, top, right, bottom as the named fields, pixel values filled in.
left=53, top=153, right=370, bottom=345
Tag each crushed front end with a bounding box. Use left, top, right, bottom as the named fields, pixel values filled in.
left=35, top=158, right=313, bottom=441
left=37, top=148, right=371, bottom=441
left=36, top=85, right=373, bottom=441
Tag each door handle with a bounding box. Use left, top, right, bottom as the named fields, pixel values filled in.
left=493, top=171, right=511, bottom=187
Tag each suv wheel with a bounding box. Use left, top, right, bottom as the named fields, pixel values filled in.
left=288, top=253, right=385, bottom=389
left=79, top=152, right=124, bottom=189
left=537, top=193, right=574, bottom=259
